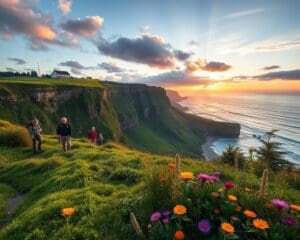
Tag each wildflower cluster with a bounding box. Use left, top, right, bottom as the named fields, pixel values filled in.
left=147, top=165, right=299, bottom=239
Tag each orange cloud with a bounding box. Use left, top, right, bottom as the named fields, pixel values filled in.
left=58, top=0, right=72, bottom=15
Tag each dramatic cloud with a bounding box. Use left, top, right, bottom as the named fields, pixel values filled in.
left=98, top=62, right=124, bottom=73
left=8, top=57, right=26, bottom=65
left=186, top=59, right=232, bottom=73
left=0, top=0, right=76, bottom=50
left=224, top=8, right=265, bottom=19
left=70, top=67, right=82, bottom=75
left=234, top=69, right=300, bottom=81
left=174, top=50, right=192, bottom=61
left=59, top=60, right=85, bottom=69
left=96, top=34, right=190, bottom=69
left=61, top=16, right=103, bottom=37
left=58, top=0, right=72, bottom=15
left=0, top=0, right=56, bottom=41
left=255, top=69, right=300, bottom=81
left=260, top=65, right=280, bottom=71
left=140, top=71, right=211, bottom=87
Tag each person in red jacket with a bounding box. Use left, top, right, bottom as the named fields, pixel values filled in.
left=88, top=126, right=98, bottom=147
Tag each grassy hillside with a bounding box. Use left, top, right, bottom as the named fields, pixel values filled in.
left=0, top=122, right=298, bottom=239
left=0, top=77, right=105, bottom=88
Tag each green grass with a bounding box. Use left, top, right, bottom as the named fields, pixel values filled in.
left=0, top=132, right=298, bottom=239
left=0, top=77, right=105, bottom=88
left=0, top=120, right=31, bottom=147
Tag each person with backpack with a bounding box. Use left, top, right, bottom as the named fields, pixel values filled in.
left=56, top=117, right=72, bottom=152
left=28, top=119, right=42, bottom=152
left=88, top=126, right=97, bottom=147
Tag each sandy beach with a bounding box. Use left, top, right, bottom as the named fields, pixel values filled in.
left=201, top=137, right=219, bottom=160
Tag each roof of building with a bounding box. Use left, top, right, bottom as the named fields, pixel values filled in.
left=52, top=70, right=70, bottom=75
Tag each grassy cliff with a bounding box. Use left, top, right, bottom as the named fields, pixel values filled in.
left=0, top=126, right=298, bottom=239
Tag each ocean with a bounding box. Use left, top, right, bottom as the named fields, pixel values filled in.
left=179, top=93, right=300, bottom=165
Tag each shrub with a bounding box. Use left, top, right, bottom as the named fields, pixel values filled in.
left=110, top=168, right=142, bottom=184
left=0, top=120, right=31, bottom=147
left=220, top=144, right=246, bottom=169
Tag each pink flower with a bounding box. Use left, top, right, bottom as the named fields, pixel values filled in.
left=197, top=173, right=211, bottom=181
left=209, top=175, right=218, bottom=182
left=213, top=171, right=221, bottom=177
left=271, top=199, right=289, bottom=210
left=150, top=211, right=161, bottom=222
left=224, top=181, right=234, bottom=189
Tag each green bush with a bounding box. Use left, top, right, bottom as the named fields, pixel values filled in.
left=110, top=168, right=142, bottom=184
left=0, top=120, right=31, bottom=147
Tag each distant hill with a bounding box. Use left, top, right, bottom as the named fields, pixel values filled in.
left=0, top=77, right=240, bottom=157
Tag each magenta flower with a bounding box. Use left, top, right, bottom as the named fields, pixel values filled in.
left=198, top=219, right=211, bottom=233
left=224, top=181, right=234, bottom=189
left=213, top=171, right=221, bottom=177
left=197, top=173, right=211, bottom=181
left=163, top=210, right=171, bottom=217
left=283, top=216, right=297, bottom=226
left=209, top=175, right=218, bottom=182
left=162, top=217, right=169, bottom=225
left=271, top=199, right=289, bottom=210
left=150, top=211, right=161, bottom=222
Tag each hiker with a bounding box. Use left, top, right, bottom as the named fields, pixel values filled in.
left=88, top=126, right=97, bottom=147
left=56, top=117, right=72, bottom=152
left=28, top=119, right=42, bottom=152
left=98, top=132, right=104, bottom=146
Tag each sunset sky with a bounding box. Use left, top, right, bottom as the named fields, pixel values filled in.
left=0, top=0, right=300, bottom=93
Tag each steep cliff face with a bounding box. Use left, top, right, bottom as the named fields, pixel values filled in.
left=0, top=83, right=121, bottom=139
left=106, top=82, right=240, bottom=157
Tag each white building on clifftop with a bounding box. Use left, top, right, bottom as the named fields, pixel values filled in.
left=51, top=70, right=71, bottom=78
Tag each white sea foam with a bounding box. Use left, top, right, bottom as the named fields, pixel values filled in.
left=180, top=93, right=300, bottom=164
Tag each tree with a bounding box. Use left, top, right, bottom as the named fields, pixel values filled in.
left=256, top=130, right=291, bottom=171
left=220, top=144, right=246, bottom=169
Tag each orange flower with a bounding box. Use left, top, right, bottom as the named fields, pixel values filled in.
left=231, top=216, right=239, bottom=222
left=168, top=163, right=176, bottom=171
left=61, top=207, right=75, bottom=216
left=244, top=187, right=251, bottom=192
left=228, top=195, right=238, bottom=202
left=253, top=218, right=269, bottom=230
left=265, top=203, right=273, bottom=209
left=180, top=172, right=193, bottom=180
left=235, top=205, right=242, bottom=212
left=221, top=222, right=235, bottom=234
left=173, top=205, right=187, bottom=215
left=243, top=210, right=257, bottom=218
left=174, top=230, right=184, bottom=240
left=290, top=204, right=300, bottom=211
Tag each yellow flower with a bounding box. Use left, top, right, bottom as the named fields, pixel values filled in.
left=243, top=210, right=257, bottom=218
left=244, top=187, right=251, bottom=192
left=253, top=218, right=269, bottom=230
left=235, top=205, right=242, bottom=212
left=180, top=172, right=193, bottom=180
left=228, top=195, right=238, bottom=202
left=221, top=222, right=235, bottom=234
left=290, top=204, right=300, bottom=211
left=61, top=207, right=75, bottom=216
left=173, top=205, right=187, bottom=215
